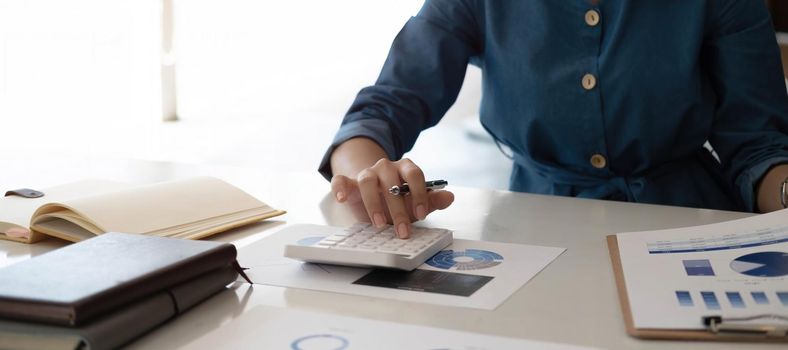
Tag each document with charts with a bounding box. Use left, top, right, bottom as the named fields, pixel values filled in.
left=180, top=306, right=601, bottom=350
left=238, top=224, right=565, bottom=310
left=610, top=209, right=788, bottom=334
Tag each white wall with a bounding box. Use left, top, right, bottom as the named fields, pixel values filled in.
left=0, top=0, right=498, bottom=186
left=0, top=0, right=160, bottom=157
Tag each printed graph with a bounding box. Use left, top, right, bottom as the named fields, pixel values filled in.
left=682, top=259, right=715, bottom=276
left=730, top=251, right=788, bottom=277
left=751, top=291, right=770, bottom=305
left=426, top=249, right=504, bottom=271
left=646, top=227, right=788, bottom=254
left=290, top=334, right=349, bottom=350
left=700, top=291, right=720, bottom=310
left=779, top=292, right=788, bottom=306
left=672, top=290, right=788, bottom=309
left=725, top=292, right=745, bottom=308
left=675, top=291, right=693, bottom=307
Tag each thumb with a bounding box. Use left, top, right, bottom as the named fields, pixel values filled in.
left=427, top=190, right=454, bottom=213
left=330, top=175, right=352, bottom=203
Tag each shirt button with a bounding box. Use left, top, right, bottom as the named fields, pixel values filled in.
left=585, top=10, right=600, bottom=27
left=590, top=154, right=607, bottom=169
left=582, top=73, right=597, bottom=90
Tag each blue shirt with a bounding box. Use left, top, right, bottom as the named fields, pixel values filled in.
left=319, top=0, right=788, bottom=212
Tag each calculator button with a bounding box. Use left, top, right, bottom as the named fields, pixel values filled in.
left=378, top=231, right=395, bottom=239
left=346, top=223, right=367, bottom=232
left=361, top=227, right=384, bottom=234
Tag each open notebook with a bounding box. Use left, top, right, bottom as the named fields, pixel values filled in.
left=0, top=177, right=286, bottom=243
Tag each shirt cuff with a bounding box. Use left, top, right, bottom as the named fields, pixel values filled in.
left=735, top=156, right=788, bottom=212
left=317, top=118, right=399, bottom=181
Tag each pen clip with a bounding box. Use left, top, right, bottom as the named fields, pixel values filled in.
left=703, top=314, right=788, bottom=338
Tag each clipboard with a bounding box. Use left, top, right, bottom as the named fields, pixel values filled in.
left=607, top=235, right=788, bottom=342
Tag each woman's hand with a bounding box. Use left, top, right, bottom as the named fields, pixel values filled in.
left=330, top=158, right=454, bottom=238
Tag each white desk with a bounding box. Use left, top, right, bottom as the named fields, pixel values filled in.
left=0, top=155, right=782, bottom=349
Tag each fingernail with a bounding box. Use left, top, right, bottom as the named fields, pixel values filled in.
left=335, top=191, right=345, bottom=202
left=416, top=204, right=427, bottom=220
left=397, top=222, right=410, bottom=238
left=373, top=213, right=385, bottom=227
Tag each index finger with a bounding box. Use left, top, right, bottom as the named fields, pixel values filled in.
left=396, top=159, right=428, bottom=220
left=374, top=163, right=412, bottom=238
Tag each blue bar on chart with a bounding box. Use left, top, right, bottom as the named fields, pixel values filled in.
left=701, top=291, right=721, bottom=310
left=778, top=292, right=788, bottom=306
left=682, top=259, right=715, bottom=276
left=675, top=291, right=693, bottom=307
left=751, top=291, right=770, bottom=305
left=725, top=292, right=745, bottom=308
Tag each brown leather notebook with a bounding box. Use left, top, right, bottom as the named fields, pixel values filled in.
left=0, top=232, right=240, bottom=326
left=0, top=266, right=238, bottom=350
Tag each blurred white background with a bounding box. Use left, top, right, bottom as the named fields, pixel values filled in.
left=0, top=0, right=510, bottom=188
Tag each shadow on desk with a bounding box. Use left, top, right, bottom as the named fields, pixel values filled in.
left=207, top=220, right=288, bottom=247
left=318, top=192, right=366, bottom=227
left=127, top=282, right=253, bottom=349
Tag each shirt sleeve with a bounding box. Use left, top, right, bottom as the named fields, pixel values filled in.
left=704, top=0, right=788, bottom=211
left=317, top=0, right=483, bottom=181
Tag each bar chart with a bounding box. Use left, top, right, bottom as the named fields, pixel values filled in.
left=674, top=290, right=788, bottom=309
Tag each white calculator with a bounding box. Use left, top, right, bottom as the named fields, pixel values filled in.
left=284, top=223, right=453, bottom=271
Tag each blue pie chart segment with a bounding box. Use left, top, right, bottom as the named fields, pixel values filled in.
left=426, top=249, right=504, bottom=271
left=730, top=251, right=788, bottom=277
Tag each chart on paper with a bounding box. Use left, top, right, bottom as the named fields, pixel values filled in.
left=671, top=290, right=788, bottom=310
left=181, top=306, right=602, bottom=350
left=646, top=226, right=788, bottom=254
left=425, top=249, right=504, bottom=271
left=730, top=251, right=788, bottom=277
left=238, top=224, right=565, bottom=310
left=616, top=209, right=788, bottom=330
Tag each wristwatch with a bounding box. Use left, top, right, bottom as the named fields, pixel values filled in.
left=781, top=177, right=788, bottom=209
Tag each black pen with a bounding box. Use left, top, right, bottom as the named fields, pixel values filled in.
left=389, top=180, right=448, bottom=196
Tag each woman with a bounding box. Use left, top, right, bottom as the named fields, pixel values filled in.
left=319, top=0, right=788, bottom=238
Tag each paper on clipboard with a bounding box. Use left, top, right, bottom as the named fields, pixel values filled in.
left=608, top=209, right=788, bottom=341
left=238, top=224, right=565, bottom=310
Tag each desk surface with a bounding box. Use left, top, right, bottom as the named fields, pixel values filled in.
left=0, top=155, right=781, bottom=349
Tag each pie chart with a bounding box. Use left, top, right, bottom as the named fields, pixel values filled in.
left=730, top=251, right=788, bottom=277
left=426, top=249, right=504, bottom=271
left=290, top=334, right=349, bottom=350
